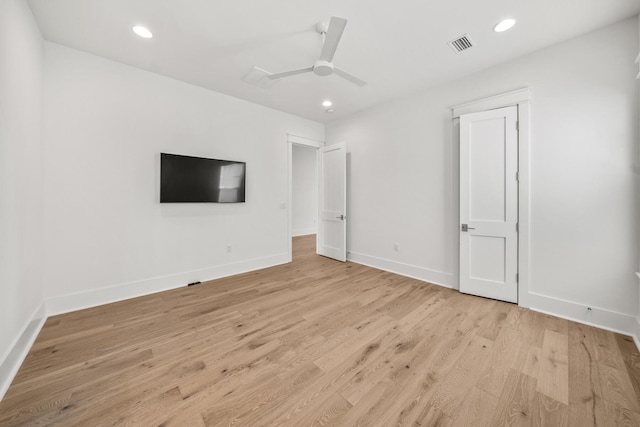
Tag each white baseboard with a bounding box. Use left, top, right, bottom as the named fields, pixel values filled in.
left=527, top=291, right=637, bottom=338
left=292, top=227, right=316, bottom=237
left=347, top=251, right=453, bottom=289
left=46, top=253, right=289, bottom=316
left=0, top=301, right=47, bottom=401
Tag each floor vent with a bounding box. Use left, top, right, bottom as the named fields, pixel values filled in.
left=448, top=34, right=474, bottom=53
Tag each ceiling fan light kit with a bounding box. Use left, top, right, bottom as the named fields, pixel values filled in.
left=263, top=16, right=367, bottom=87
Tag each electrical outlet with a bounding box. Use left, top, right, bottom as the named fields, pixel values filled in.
left=227, top=245, right=232, bottom=253
left=394, top=243, right=400, bottom=252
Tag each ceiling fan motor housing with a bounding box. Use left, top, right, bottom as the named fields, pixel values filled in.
left=313, top=60, right=334, bottom=76
left=316, top=21, right=329, bottom=34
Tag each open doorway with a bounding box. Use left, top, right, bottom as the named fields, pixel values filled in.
left=287, top=134, right=323, bottom=262
left=287, top=135, right=347, bottom=263
left=291, top=144, right=318, bottom=259
left=292, top=144, right=318, bottom=237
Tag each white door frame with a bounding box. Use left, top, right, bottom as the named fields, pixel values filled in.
left=286, top=133, right=324, bottom=262
left=452, top=87, right=532, bottom=308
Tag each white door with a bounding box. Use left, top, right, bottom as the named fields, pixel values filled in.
left=317, top=142, right=347, bottom=262
left=459, top=106, right=518, bottom=303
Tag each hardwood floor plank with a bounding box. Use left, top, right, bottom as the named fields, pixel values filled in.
left=597, top=364, right=640, bottom=413
left=516, top=309, right=546, bottom=349
left=313, top=316, right=396, bottom=373
left=410, top=404, right=453, bottom=427
left=282, top=391, right=352, bottom=427
left=476, top=302, right=512, bottom=342
left=476, top=323, right=525, bottom=397
left=430, top=334, right=494, bottom=416
left=567, top=320, right=608, bottom=427
left=593, top=399, right=640, bottom=427
left=536, top=329, right=569, bottom=405
left=532, top=392, right=569, bottom=427
left=449, top=386, right=500, bottom=427
left=203, top=363, right=324, bottom=426
left=337, top=327, right=419, bottom=406
left=490, top=369, right=537, bottom=426
left=160, top=410, right=207, bottom=427
left=397, top=289, right=448, bottom=333
left=337, top=378, right=397, bottom=426
left=1, top=234, right=639, bottom=426
left=615, top=333, right=640, bottom=399
left=513, top=343, right=541, bottom=379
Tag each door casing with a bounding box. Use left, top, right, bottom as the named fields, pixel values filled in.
left=452, top=88, right=532, bottom=308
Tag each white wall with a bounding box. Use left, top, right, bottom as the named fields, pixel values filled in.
left=292, top=145, right=317, bottom=236
left=42, top=43, right=323, bottom=312
left=326, top=18, right=639, bottom=332
left=0, top=0, right=45, bottom=397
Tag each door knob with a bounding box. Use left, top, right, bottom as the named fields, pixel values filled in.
left=336, top=215, right=346, bottom=220
left=461, top=224, right=475, bottom=232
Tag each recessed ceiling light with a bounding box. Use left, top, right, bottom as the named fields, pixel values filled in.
left=322, top=100, right=333, bottom=107
left=325, top=109, right=334, bottom=114
left=493, top=18, right=516, bottom=33
left=133, top=26, right=153, bottom=39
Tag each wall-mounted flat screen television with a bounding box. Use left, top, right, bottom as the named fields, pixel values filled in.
left=160, top=153, right=246, bottom=203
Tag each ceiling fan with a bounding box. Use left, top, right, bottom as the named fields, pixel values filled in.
left=265, top=16, right=367, bottom=87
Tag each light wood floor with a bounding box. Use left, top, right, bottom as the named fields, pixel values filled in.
left=1, top=235, right=639, bottom=426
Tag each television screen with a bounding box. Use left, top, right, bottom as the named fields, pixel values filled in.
left=160, top=153, right=246, bottom=203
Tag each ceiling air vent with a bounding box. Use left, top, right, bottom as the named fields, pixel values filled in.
left=448, top=34, right=474, bottom=53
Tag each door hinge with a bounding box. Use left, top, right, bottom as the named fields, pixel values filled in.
left=516, top=121, right=519, bottom=131
left=516, top=223, right=519, bottom=232
left=516, top=273, right=519, bottom=283
left=516, top=171, right=519, bottom=181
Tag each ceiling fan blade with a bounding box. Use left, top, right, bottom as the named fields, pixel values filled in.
left=319, top=17, right=347, bottom=62
left=334, top=67, right=367, bottom=87
left=266, top=66, right=314, bottom=80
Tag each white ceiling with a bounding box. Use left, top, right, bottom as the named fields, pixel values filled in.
left=28, top=0, right=640, bottom=123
